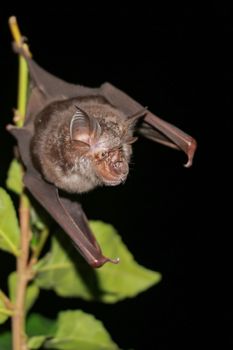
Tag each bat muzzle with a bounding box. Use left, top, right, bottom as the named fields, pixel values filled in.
left=96, top=159, right=129, bottom=187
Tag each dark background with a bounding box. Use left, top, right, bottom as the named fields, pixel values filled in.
left=0, top=5, right=231, bottom=349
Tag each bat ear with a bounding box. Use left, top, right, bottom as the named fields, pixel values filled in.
left=125, top=107, right=148, bottom=129
left=70, top=106, right=101, bottom=145
left=124, top=136, right=138, bottom=144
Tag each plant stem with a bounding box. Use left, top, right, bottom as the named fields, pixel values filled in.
left=8, top=16, right=31, bottom=127
left=28, top=227, right=49, bottom=277
left=17, top=56, right=28, bottom=126
left=32, top=227, right=49, bottom=261
left=9, top=16, right=32, bottom=350
left=12, top=195, right=30, bottom=350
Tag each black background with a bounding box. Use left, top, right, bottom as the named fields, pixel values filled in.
left=0, top=5, right=231, bottom=349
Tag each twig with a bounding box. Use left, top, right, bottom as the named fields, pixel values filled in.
left=8, top=17, right=31, bottom=55
left=32, top=227, right=49, bottom=261
left=9, top=16, right=31, bottom=350
left=28, top=227, right=49, bottom=276
left=9, top=16, right=31, bottom=127
left=12, top=195, right=30, bottom=350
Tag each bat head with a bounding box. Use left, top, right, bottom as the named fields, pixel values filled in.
left=70, top=104, right=139, bottom=189
left=31, top=98, right=144, bottom=194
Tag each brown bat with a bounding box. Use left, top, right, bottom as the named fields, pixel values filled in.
left=8, top=46, right=197, bottom=267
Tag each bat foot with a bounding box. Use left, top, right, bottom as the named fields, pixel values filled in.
left=6, top=124, right=14, bottom=131
left=91, top=256, right=120, bottom=268
left=12, top=37, right=31, bottom=58
left=108, top=256, right=120, bottom=264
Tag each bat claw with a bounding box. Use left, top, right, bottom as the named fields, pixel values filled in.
left=183, top=137, right=197, bottom=168
left=108, top=257, right=120, bottom=264
left=91, top=256, right=120, bottom=268
left=6, top=124, right=13, bottom=131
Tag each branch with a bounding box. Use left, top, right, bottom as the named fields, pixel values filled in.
left=9, top=16, right=32, bottom=350
left=12, top=195, right=31, bottom=350
left=9, top=16, right=31, bottom=127
left=28, top=227, right=49, bottom=276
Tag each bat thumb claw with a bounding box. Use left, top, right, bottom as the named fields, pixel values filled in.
left=183, top=137, right=197, bottom=168
left=184, top=158, right=193, bottom=168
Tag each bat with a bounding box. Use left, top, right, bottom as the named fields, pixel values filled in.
left=7, top=45, right=197, bottom=268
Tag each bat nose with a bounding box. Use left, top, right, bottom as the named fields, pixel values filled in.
left=113, top=161, right=128, bottom=175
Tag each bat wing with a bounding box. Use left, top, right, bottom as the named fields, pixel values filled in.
left=13, top=46, right=99, bottom=127
left=17, top=46, right=196, bottom=167
left=25, top=59, right=101, bottom=125
left=99, top=83, right=197, bottom=167
left=24, top=173, right=117, bottom=267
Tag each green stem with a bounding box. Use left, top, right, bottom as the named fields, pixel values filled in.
left=9, top=16, right=31, bottom=350
left=33, top=228, right=49, bottom=260
left=28, top=227, right=49, bottom=276
left=9, top=16, right=30, bottom=127
left=16, top=55, right=28, bottom=127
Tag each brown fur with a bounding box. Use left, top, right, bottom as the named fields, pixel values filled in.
left=31, top=96, right=135, bottom=193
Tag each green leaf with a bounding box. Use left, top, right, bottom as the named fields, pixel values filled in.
left=0, top=188, right=20, bottom=256
left=45, top=310, right=120, bottom=350
left=8, top=272, right=40, bottom=313
left=26, top=313, right=57, bottom=337
left=0, top=298, right=11, bottom=324
left=0, top=331, right=11, bottom=350
left=0, top=309, right=9, bottom=324
left=28, top=336, right=47, bottom=349
left=35, top=221, right=161, bottom=302
left=26, top=312, right=119, bottom=350
left=26, top=313, right=57, bottom=349
left=6, top=159, right=23, bottom=195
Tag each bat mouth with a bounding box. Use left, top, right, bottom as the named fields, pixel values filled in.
left=100, top=168, right=128, bottom=186
left=103, top=176, right=127, bottom=186
left=96, top=160, right=129, bottom=187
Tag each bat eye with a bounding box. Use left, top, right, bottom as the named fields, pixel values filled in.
left=100, top=151, right=107, bottom=159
